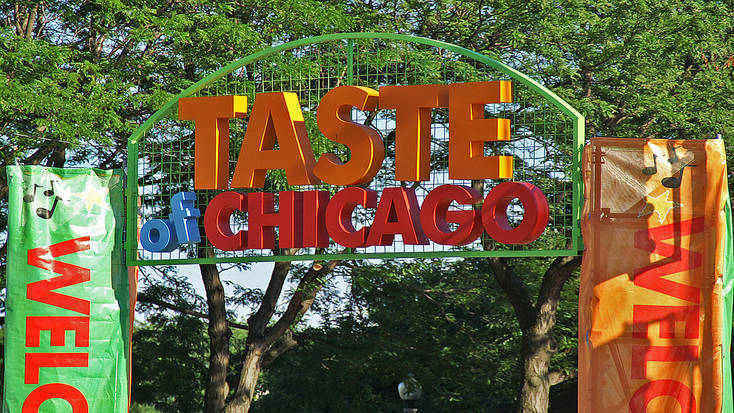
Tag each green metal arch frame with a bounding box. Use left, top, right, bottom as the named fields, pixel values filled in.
left=126, top=32, right=585, bottom=265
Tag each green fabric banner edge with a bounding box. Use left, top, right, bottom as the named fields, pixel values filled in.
left=1, top=165, right=130, bottom=412
left=722, top=196, right=733, bottom=413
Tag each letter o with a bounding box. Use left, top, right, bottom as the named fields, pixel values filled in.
left=481, top=182, right=549, bottom=244
left=629, top=379, right=695, bottom=413
left=23, top=383, right=88, bottom=413
left=140, top=219, right=178, bottom=252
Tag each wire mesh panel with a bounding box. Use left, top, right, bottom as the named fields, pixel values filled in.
left=126, top=33, right=583, bottom=265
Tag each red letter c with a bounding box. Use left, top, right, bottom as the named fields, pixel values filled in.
left=204, top=191, right=247, bottom=251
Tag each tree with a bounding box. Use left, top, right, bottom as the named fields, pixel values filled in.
left=1, top=2, right=360, bottom=411
left=132, top=314, right=208, bottom=412
left=254, top=259, right=580, bottom=412
left=220, top=260, right=342, bottom=412
left=484, top=256, right=580, bottom=412
left=368, top=1, right=731, bottom=410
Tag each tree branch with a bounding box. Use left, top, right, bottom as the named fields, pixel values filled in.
left=264, top=259, right=341, bottom=346
left=23, top=144, right=55, bottom=165
left=248, top=252, right=296, bottom=335
left=549, top=370, right=577, bottom=386
left=535, top=255, right=581, bottom=312
left=485, top=257, right=534, bottom=331
left=261, top=330, right=298, bottom=368
left=136, top=292, right=248, bottom=330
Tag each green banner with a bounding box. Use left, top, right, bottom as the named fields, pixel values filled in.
left=3, top=166, right=129, bottom=412
left=723, top=197, right=734, bottom=413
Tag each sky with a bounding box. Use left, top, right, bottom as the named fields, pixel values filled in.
left=173, top=261, right=336, bottom=327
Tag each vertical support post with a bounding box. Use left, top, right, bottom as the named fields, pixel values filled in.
left=126, top=141, right=139, bottom=265
left=346, top=39, right=354, bottom=85
left=572, top=116, right=585, bottom=252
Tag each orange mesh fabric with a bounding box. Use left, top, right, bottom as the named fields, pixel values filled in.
left=579, top=138, right=730, bottom=412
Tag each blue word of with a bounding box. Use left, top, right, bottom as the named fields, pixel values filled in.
left=140, top=192, right=201, bottom=252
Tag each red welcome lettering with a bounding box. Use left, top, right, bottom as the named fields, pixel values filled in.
left=25, top=353, right=88, bottom=384
left=631, top=345, right=699, bottom=379
left=22, top=383, right=88, bottom=413
left=633, top=218, right=703, bottom=303
left=26, top=316, right=90, bottom=348
left=632, top=305, right=699, bottom=339
left=628, top=219, right=704, bottom=411
left=629, top=379, right=695, bottom=413
left=26, top=237, right=91, bottom=315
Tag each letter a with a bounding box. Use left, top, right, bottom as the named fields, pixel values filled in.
left=231, top=92, right=319, bottom=188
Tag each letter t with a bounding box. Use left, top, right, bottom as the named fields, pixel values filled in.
left=179, top=95, right=247, bottom=189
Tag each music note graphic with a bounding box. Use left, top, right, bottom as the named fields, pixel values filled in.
left=43, top=180, right=56, bottom=197
left=661, top=161, right=696, bottom=188
left=24, top=180, right=64, bottom=219
left=23, top=184, right=41, bottom=203
left=36, top=197, right=60, bottom=219
left=642, top=154, right=658, bottom=176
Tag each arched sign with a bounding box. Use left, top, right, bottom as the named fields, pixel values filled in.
left=126, top=33, right=584, bottom=265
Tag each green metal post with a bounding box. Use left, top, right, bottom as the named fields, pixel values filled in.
left=346, top=39, right=354, bottom=85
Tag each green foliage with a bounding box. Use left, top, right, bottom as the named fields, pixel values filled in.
left=256, top=259, right=578, bottom=412
left=130, top=403, right=162, bottom=413
left=523, top=0, right=733, bottom=140
left=131, top=315, right=208, bottom=412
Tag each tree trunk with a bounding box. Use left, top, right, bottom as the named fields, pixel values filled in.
left=200, top=261, right=232, bottom=413
left=46, top=145, right=66, bottom=167
left=224, top=343, right=264, bottom=413
left=518, top=313, right=554, bottom=413
left=485, top=255, right=580, bottom=413
left=222, top=260, right=340, bottom=413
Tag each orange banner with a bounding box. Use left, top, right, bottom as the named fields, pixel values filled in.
left=579, top=138, right=731, bottom=412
